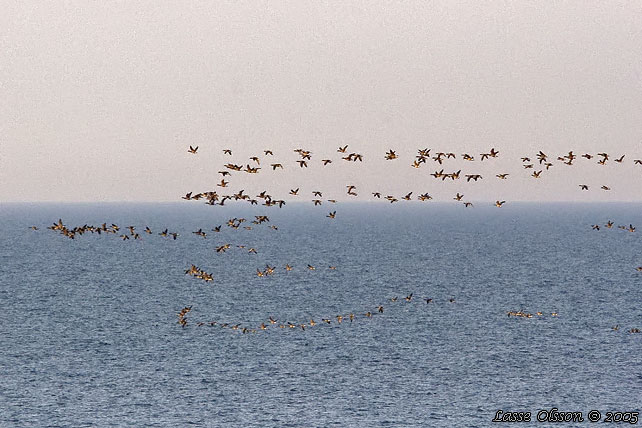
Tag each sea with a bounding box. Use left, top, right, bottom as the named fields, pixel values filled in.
left=1, top=202, right=640, bottom=427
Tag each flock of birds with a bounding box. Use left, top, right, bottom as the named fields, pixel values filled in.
left=506, top=310, right=559, bottom=318
left=28, top=145, right=642, bottom=337
left=181, top=146, right=641, bottom=212
left=40, top=216, right=276, bottom=241
left=589, top=220, right=642, bottom=272
left=591, top=220, right=636, bottom=232
left=254, top=263, right=336, bottom=277
left=179, top=146, right=641, bottom=335
left=176, top=293, right=461, bottom=333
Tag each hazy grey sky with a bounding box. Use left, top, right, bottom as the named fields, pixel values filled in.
left=2, top=1, right=641, bottom=202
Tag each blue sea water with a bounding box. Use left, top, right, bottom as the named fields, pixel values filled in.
left=0, top=202, right=641, bottom=427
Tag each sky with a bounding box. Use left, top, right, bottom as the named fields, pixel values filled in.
left=1, top=1, right=642, bottom=203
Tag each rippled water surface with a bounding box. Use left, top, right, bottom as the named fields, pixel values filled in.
left=1, top=203, right=641, bottom=427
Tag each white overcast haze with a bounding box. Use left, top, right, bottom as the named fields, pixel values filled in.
left=1, top=1, right=641, bottom=202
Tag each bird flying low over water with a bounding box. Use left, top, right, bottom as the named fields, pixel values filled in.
left=495, top=200, right=506, bottom=207
left=192, top=229, right=206, bottom=238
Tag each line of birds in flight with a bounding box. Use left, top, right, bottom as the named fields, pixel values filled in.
left=182, top=146, right=639, bottom=212
left=175, top=293, right=461, bottom=332
left=188, top=145, right=641, bottom=168
left=507, top=311, right=639, bottom=333
left=184, top=262, right=339, bottom=284
left=255, top=263, right=336, bottom=277
left=590, top=220, right=635, bottom=232
left=507, top=310, right=559, bottom=318
left=36, top=217, right=277, bottom=240
left=589, top=220, right=642, bottom=272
